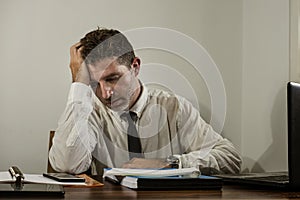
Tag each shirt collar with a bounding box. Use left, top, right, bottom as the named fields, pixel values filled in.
left=129, top=82, right=148, bottom=118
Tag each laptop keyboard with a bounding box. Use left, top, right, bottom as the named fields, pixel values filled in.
left=249, top=175, right=289, bottom=182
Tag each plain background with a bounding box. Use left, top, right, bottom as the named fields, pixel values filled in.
left=0, top=0, right=297, bottom=173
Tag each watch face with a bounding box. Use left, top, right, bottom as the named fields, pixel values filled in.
left=167, top=155, right=179, bottom=168
left=167, top=155, right=179, bottom=162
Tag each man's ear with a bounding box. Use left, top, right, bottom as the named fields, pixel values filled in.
left=131, top=57, right=141, bottom=76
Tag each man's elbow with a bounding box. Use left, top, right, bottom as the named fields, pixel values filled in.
left=223, top=153, right=242, bottom=174
left=49, top=150, right=90, bottom=174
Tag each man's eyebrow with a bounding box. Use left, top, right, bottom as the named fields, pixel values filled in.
left=101, top=73, right=121, bottom=80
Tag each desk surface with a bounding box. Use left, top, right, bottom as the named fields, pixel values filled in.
left=64, top=181, right=300, bottom=200
left=2, top=177, right=300, bottom=200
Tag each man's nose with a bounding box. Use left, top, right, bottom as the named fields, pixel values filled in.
left=100, top=83, right=114, bottom=99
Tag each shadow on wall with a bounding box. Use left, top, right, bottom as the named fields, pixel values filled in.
left=241, top=85, right=288, bottom=173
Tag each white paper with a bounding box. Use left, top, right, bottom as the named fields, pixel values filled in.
left=0, top=171, right=15, bottom=182
left=120, top=176, right=138, bottom=189
left=103, top=167, right=199, bottom=177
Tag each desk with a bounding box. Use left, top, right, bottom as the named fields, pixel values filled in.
left=64, top=181, right=300, bottom=200
left=2, top=177, right=300, bottom=200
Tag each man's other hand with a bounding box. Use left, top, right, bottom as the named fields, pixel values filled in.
left=122, top=158, right=169, bottom=169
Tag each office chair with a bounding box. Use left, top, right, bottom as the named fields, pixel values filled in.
left=47, top=130, right=58, bottom=173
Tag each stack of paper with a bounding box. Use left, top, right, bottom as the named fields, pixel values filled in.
left=103, top=167, right=200, bottom=177
left=103, top=167, right=222, bottom=190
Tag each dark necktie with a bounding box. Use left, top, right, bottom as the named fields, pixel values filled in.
left=121, top=112, right=143, bottom=159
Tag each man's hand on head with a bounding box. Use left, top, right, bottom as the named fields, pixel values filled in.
left=69, top=42, right=90, bottom=85
left=122, top=158, right=169, bottom=169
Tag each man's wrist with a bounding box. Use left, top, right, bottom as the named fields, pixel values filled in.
left=74, top=76, right=90, bottom=86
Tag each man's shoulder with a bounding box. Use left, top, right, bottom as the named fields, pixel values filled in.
left=148, top=88, right=178, bottom=101
left=146, top=87, right=190, bottom=103
left=146, top=87, right=181, bottom=107
left=145, top=86, right=195, bottom=110
left=147, top=87, right=177, bottom=98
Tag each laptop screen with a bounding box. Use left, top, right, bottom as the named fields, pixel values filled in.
left=287, top=82, right=300, bottom=189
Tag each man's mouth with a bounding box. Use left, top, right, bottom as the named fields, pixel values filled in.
left=111, top=99, right=123, bottom=107
left=104, top=98, right=127, bottom=109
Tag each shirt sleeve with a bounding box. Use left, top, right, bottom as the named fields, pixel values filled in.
left=175, top=96, right=242, bottom=174
left=49, top=82, right=98, bottom=174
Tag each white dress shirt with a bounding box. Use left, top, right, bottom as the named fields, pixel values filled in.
left=49, top=82, right=241, bottom=175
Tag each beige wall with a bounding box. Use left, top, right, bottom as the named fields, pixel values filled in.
left=0, top=0, right=290, bottom=173
left=241, top=0, right=289, bottom=172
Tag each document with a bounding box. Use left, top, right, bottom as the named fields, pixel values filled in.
left=103, top=167, right=200, bottom=177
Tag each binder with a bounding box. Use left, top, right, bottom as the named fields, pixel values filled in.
left=0, top=166, right=64, bottom=197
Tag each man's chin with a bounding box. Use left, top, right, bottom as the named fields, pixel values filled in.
left=109, top=105, right=129, bottom=111
left=107, top=101, right=129, bottom=111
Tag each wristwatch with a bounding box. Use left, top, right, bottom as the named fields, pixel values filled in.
left=166, top=155, right=180, bottom=169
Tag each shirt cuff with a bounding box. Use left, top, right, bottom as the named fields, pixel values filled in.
left=68, top=82, right=93, bottom=103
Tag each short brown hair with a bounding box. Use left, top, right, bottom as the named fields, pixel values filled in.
left=80, top=27, right=135, bottom=67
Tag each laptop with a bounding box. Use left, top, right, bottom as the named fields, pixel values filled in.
left=216, top=81, right=300, bottom=191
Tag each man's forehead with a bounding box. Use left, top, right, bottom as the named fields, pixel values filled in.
left=87, top=57, right=130, bottom=80
left=89, top=57, right=118, bottom=72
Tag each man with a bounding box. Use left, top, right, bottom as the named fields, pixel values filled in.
left=49, top=28, right=242, bottom=176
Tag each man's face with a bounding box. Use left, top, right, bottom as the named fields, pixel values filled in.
left=88, top=58, right=140, bottom=111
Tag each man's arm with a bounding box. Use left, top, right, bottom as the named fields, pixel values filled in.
left=121, top=96, right=241, bottom=172
left=49, top=83, right=98, bottom=174
left=49, top=43, right=97, bottom=174
left=176, top=96, right=242, bottom=174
